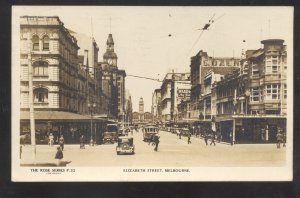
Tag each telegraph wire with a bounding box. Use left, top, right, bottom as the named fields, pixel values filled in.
left=175, top=13, right=225, bottom=69
left=81, top=65, right=190, bottom=84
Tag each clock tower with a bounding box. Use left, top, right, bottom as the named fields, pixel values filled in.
left=103, top=33, right=118, bottom=67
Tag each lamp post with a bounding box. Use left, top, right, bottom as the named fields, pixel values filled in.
left=27, top=33, right=36, bottom=160
left=88, top=102, right=96, bottom=145
left=245, top=89, right=251, bottom=115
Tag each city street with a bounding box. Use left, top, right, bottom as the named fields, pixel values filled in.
left=20, top=129, right=286, bottom=167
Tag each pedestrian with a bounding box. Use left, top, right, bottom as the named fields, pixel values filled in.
left=179, top=130, right=182, bottom=139
left=148, top=134, right=154, bottom=145
left=229, top=128, right=234, bottom=146
left=210, top=131, right=216, bottom=146
left=80, top=135, right=85, bottom=149
left=153, top=134, right=160, bottom=151
left=276, top=127, right=283, bottom=149
left=204, top=129, right=208, bottom=146
left=283, top=130, right=286, bottom=147
left=187, top=132, right=192, bottom=144
left=90, top=138, right=94, bottom=146
left=48, top=133, right=54, bottom=146
left=55, top=146, right=63, bottom=166
left=20, top=145, right=22, bottom=159
left=59, top=135, right=65, bottom=151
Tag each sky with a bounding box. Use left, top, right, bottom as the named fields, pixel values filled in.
left=14, top=6, right=293, bottom=112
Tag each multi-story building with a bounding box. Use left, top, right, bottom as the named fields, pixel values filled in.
left=124, top=89, right=133, bottom=124
left=69, top=31, right=103, bottom=114
left=160, top=73, right=191, bottom=123
left=198, top=70, right=225, bottom=121
left=177, top=100, right=191, bottom=122
left=190, top=50, right=240, bottom=119
left=100, top=34, right=126, bottom=120
left=212, top=39, right=287, bottom=144
left=151, top=89, right=162, bottom=123
left=20, top=16, right=106, bottom=144
left=117, top=69, right=126, bottom=121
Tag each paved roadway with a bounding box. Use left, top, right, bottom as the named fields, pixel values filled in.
left=21, top=129, right=286, bottom=167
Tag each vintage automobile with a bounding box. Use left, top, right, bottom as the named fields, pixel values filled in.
left=143, top=125, right=159, bottom=142
left=116, top=137, right=135, bottom=155
left=103, top=124, right=118, bottom=144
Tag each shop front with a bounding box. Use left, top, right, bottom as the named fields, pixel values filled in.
left=20, top=111, right=108, bottom=144
left=230, top=115, right=286, bottom=144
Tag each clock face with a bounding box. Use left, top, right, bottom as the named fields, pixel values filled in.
left=108, top=58, right=113, bottom=65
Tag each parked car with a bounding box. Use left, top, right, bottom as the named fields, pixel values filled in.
left=116, top=137, right=135, bottom=155
left=103, top=124, right=118, bottom=144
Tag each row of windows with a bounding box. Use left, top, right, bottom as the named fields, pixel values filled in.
left=250, top=84, right=287, bottom=102
left=250, top=55, right=287, bottom=76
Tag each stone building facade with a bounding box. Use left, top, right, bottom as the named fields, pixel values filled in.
left=211, top=39, right=287, bottom=144
left=151, top=89, right=162, bottom=123
left=20, top=16, right=106, bottom=144
left=160, top=73, right=191, bottom=123
left=100, top=34, right=126, bottom=120
left=189, top=50, right=240, bottom=119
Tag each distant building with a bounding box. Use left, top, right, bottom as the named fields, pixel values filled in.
left=124, top=89, right=133, bottom=124
left=132, top=97, right=153, bottom=125
left=139, top=97, right=144, bottom=121
left=151, top=89, right=162, bottom=123
left=160, top=73, right=191, bottom=123
left=69, top=31, right=102, bottom=114
left=117, top=69, right=126, bottom=120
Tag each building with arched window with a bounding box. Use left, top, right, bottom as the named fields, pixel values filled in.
left=20, top=16, right=107, bottom=144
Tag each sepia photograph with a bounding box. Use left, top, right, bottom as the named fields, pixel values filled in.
left=11, top=6, right=293, bottom=181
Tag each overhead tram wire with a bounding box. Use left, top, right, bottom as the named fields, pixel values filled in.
left=175, top=13, right=225, bottom=69
left=81, top=66, right=190, bottom=84
left=127, top=74, right=191, bottom=84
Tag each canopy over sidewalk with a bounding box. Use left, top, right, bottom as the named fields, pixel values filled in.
left=20, top=111, right=107, bottom=122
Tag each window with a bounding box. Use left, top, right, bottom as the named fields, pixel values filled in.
left=33, top=61, right=48, bottom=76
left=250, top=87, right=260, bottom=102
left=284, top=84, right=287, bottom=99
left=265, top=84, right=280, bottom=100
left=251, top=63, right=259, bottom=76
left=32, top=35, right=39, bottom=51
left=43, top=36, right=50, bottom=51
left=34, top=88, right=48, bottom=102
left=265, top=55, right=279, bottom=74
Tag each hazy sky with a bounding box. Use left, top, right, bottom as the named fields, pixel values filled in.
left=14, top=6, right=293, bottom=112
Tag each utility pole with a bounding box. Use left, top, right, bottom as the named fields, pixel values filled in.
left=27, top=33, right=36, bottom=160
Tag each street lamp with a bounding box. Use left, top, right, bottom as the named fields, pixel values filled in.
left=88, top=102, right=96, bottom=145
left=245, top=89, right=251, bottom=115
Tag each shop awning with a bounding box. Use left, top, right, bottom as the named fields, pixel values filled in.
left=232, top=115, right=286, bottom=119
left=20, top=111, right=107, bottom=122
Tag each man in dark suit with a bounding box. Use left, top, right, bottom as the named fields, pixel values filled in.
left=153, top=134, right=160, bottom=151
